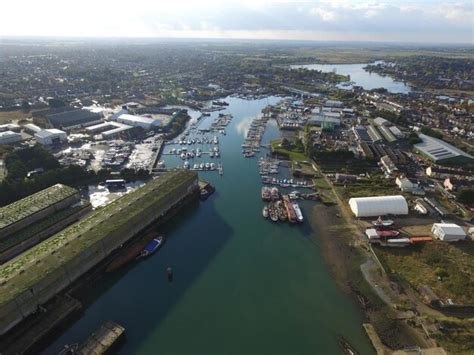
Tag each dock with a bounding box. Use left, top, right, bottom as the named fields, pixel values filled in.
left=75, top=321, right=125, bottom=354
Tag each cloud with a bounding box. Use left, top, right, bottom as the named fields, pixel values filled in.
left=0, top=0, right=472, bottom=43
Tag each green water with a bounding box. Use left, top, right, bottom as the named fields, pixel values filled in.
left=44, top=96, right=374, bottom=354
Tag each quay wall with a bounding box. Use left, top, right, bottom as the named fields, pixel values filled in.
left=0, top=171, right=198, bottom=336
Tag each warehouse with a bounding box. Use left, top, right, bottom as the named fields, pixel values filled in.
left=47, top=109, right=103, bottom=130
left=116, top=113, right=161, bottom=130
left=414, top=134, right=474, bottom=165
left=34, top=129, right=67, bottom=145
left=349, top=195, right=408, bottom=217
left=431, top=223, right=466, bottom=242
left=0, top=131, right=21, bottom=145
left=0, top=170, right=198, bottom=335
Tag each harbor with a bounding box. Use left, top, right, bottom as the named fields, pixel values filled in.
left=42, top=96, right=374, bottom=355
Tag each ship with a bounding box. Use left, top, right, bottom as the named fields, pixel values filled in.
left=262, top=206, right=269, bottom=218
left=106, top=234, right=158, bottom=272
left=372, top=216, right=394, bottom=227
left=282, top=195, right=297, bottom=223
left=268, top=202, right=279, bottom=222
left=292, top=202, right=304, bottom=223
left=261, top=186, right=272, bottom=201
left=138, top=236, right=164, bottom=258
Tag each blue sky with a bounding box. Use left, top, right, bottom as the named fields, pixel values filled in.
left=1, top=0, right=473, bottom=43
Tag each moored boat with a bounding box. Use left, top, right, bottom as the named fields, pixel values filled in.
left=372, top=216, right=394, bottom=227
left=292, top=202, right=304, bottom=223
left=138, top=236, right=164, bottom=258
left=262, top=206, right=269, bottom=218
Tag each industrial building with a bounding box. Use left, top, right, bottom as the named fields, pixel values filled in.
left=0, top=184, right=86, bottom=264
left=0, top=170, right=198, bottom=335
left=348, top=195, right=408, bottom=217
left=367, top=125, right=383, bottom=143
left=47, top=109, right=103, bottom=130
left=0, top=131, right=21, bottom=145
left=116, top=114, right=161, bottom=130
left=414, top=134, right=474, bottom=165
left=86, top=121, right=134, bottom=139
left=34, top=129, right=67, bottom=145
left=431, top=223, right=466, bottom=242
left=308, top=115, right=341, bottom=131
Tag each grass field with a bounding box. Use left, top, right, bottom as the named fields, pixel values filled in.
left=270, top=139, right=307, bottom=162
left=0, top=110, right=32, bottom=124
left=375, top=241, right=474, bottom=305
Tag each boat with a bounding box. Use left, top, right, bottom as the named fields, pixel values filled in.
left=183, top=160, right=190, bottom=169
left=138, top=236, right=164, bottom=258
left=106, top=235, right=157, bottom=272
left=262, top=206, right=269, bottom=218
left=372, top=216, right=394, bottom=227
left=376, top=229, right=400, bottom=238
left=283, top=195, right=297, bottom=223
left=292, top=202, right=304, bottom=223
left=261, top=186, right=272, bottom=201
left=167, top=266, right=173, bottom=282
left=205, top=162, right=210, bottom=170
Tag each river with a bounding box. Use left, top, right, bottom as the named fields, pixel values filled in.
left=43, top=96, right=374, bottom=354
left=291, top=62, right=412, bottom=94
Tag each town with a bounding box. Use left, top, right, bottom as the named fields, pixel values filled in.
left=0, top=39, right=473, bottom=354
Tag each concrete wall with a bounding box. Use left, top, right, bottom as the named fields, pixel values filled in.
left=0, top=175, right=198, bottom=335
left=0, top=204, right=91, bottom=263
left=0, top=194, right=80, bottom=239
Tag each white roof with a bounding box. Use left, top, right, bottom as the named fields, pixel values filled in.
left=415, top=134, right=474, bottom=162
left=117, top=114, right=160, bottom=126
left=0, top=131, right=20, bottom=138
left=349, top=195, right=408, bottom=217
left=432, top=223, right=466, bottom=236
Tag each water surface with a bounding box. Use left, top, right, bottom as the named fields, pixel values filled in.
left=291, top=63, right=411, bottom=93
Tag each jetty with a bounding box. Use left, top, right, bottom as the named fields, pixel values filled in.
left=74, top=321, right=125, bottom=354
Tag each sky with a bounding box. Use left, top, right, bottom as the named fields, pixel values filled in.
left=1, top=0, right=473, bottom=43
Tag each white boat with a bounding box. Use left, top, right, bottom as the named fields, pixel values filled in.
left=184, top=160, right=190, bottom=169
left=193, top=164, right=199, bottom=169
left=180, top=153, right=186, bottom=159
left=292, top=202, right=304, bottom=223
left=205, top=162, right=210, bottom=170
left=210, top=163, right=216, bottom=170
left=200, top=163, right=205, bottom=169
left=209, top=151, right=214, bottom=158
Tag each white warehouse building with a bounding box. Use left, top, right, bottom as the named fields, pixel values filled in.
left=431, top=223, right=466, bottom=242
left=116, top=114, right=161, bottom=130
left=0, top=131, right=22, bottom=145
left=349, top=195, right=408, bottom=217
left=34, top=129, right=67, bottom=145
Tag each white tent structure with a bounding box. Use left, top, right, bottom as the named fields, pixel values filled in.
left=431, top=223, right=466, bottom=242
left=349, top=195, right=408, bottom=217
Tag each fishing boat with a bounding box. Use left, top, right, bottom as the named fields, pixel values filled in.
left=376, top=230, right=400, bottom=238
left=138, top=236, right=164, bottom=258
left=372, top=216, right=394, bottom=227
left=262, top=206, right=269, bottom=218
left=292, top=202, right=304, bottom=223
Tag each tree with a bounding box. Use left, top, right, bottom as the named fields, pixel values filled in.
left=457, top=188, right=474, bottom=205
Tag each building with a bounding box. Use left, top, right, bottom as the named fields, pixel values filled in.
left=0, top=131, right=21, bottom=145
left=414, top=134, right=474, bottom=165
left=431, top=223, right=466, bottom=241
left=380, top=155, right=399, bottom=175
left=395, top=176, right=425, bottom=195
left=23, top=123, right=42, bottom=135
left=307, top=115, right=341, bottom=130
left=0, top=170, right=198, bottom=335
left=367, top=125, right=383, bottom=143
left=389, top=126, right=404, bottom=139
left=47, top=109, right=103, bottom=130
left=373, top=117, right=390, bottom=127
left=378, top=125, right=397, bottom=143
left=349, top=195, right=408, bottom=217
left=353, top=125, right=371, bottom=142
left=0, top=184, right=80, bottom=240
left=0, top=124, right=20, bottom=132
left=86, top=121, right=133, bottom=139
left=115, top=114, right=161, bottom=130
left=34, top=129, right=67, bottom=145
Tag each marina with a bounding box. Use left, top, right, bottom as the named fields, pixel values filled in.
left=43, top=96, right=374, bottom=355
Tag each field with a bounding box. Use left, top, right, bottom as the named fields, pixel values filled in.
left=375, top=241, right=474, bottom=305
left=0, top=110, right=31, bottom=124
left=334, top=176, right=399, bottom=200
left=270, top=139, right=307, bottom=162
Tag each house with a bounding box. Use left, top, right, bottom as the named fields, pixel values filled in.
left=395, top=176, right=425, bottom=195
left=380, top=155, right=399, bottom=175
left=431, top=223, right=466, bottom=241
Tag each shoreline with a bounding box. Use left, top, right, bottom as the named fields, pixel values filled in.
left=308, top=202, right=426, bottom=352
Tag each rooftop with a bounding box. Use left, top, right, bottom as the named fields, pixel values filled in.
left=415, top=134, right=474, bottom=162
left=0, top=170, right=196, bottom=306
left=0, top=184, right=78, bottom=232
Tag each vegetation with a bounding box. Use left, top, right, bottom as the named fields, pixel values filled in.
left=375, top=242, right=474, bottom=304
left=457, top=188, right=474, bottom=205
left=408, top=132, right=422, bottom=145
left=421, top=126, right=444, bottom=140
left=271, top=138, right=307, bottom=162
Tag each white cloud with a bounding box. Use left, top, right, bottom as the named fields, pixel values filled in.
left=0, top=0, right=472, bottom=43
